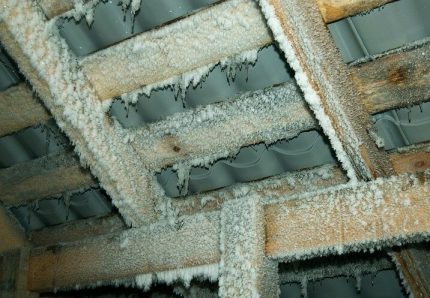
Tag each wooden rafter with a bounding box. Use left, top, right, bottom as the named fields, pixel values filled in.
left=352, top=42, right=430, bottom=114
left=0, top=83, right=50, bottom=137
left=81, top=0, right=272, bottom=100
left=27, top=171, right=430, bottom=292
left=316, top=0, right=395, bottom=23
left=0, top=151, right=96, bottom=207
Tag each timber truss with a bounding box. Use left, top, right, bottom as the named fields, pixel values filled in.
left=0, top=0, right=430, bottom=296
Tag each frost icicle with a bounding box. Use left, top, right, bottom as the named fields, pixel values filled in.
left=257, top=0, right=358, bottom=182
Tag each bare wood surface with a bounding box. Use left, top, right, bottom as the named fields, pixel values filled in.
left=36, top=0, right=80, bottom=19
left=265, top=171, right=430, bottom=260
left=390, top=148, right=430, bottom=175
left=0, top=152, right=96, bottom=207
left=81, top=0, right=272, bottom=100
left=0, top=83, right=50, bottom=137
left=352, top=43, right=430, bottom=114
left=316, top=0, right=394, bottom=23
left=29, top=215, right=125, bottom=247
left=0, top=206, right=29, bottom=254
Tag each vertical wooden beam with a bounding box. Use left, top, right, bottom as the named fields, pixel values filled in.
left=219, top=197, right=279, bottom=297
left=0, top=249, right=38, bottom=298
left=258, top=0, right=393, bottom=180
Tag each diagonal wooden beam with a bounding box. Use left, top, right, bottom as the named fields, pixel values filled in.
left=27, top=171, right=430, bottom=292
left=80, top=0, right=272, bottom=100
left=258, top=0, right=394, bottom=181
left=352, top=43, right=430, bottom=114
left=0, top=83, right=50, bottom=137
left=0, top=0, right=161, bottom=226
left=316, top=0, right=395, bottom=23
left=0, top=151, right=96, bottom=207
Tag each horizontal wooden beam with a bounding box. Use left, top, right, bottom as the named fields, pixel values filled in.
left=0, top=205, right=29, bottom=254
left=0, top=83, right=50, bottom=137
left=28, top=212, right=220, bottom=292
left=352, top=43, right=430, bottom=114
left=316, top=0, right=394, bottom=23
left=29, top=215, right=125, bottom=247
left=390, top=144, right=430, bottom=175
left=133, top=83, right=317, bottom=171
left=0, top=151, right=96, bottom=207
left=36, top=0, right=81, bottom=19
left=81, top=0, right=272, bottom=100
left=265, top=171, right=430, bottom=260
left=27, top=171, right=430, bottom=292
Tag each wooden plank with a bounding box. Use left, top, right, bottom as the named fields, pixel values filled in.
left=0, top=151, right=96, bottom=207
left=81, top=0, right=272, bottom=100
left=265, top=171, right=430, bottom=260
left=29, top=215, right=125, bottom=247
left=390, top=147, right=430, bottom=175
left=27, top=172, right=430, bottom=292
left=391, top=244, right=430, bottom=298
left=352, top=43, right=430, bottom=114
left=28, top=212, right=220, bottom=292
left=36, top=0, right=80, bottom=19
left=0, top=206, right=29, bottom=254
left=259, top=0, right=393, bottom=180
left=316, top=0, right=394, bottom=23
left=132, top=83, right=317, bottom=171
left=0, top=83, right=50, bottom=137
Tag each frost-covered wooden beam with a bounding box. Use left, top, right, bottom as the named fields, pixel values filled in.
left=28, top=212, right=220, bottom=292
left=265, top=171, right=430, bottom=261
left=352, top=43, right=430, bottom=114
left=0, top=0, right=161, bottom=226
left=219, top=199, right=279, bottom=297
left=258, top=0, right=393, bottom=180
left=81, top=0, right=272, bottom=100
left=29, top=214, right=125, bottom=247
left=316, top=0, right=394, bottom=23
left=0, top=83, right=50, bottom=137
left=390, top=245, right=430, bottom=298
left=0, top=205, right=29, bottom=253
left=36, top=0, right=88, bottom=19
left=0, top=152, right=96, bottom=207
left=133, top=83, right=316, bottom=171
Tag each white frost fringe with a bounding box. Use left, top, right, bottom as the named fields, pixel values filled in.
left=258, top=0, right=358, bottom=183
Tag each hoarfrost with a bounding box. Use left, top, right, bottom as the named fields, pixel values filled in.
left=258, top=0, right=358, bottom=182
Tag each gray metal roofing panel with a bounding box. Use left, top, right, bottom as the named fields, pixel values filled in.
left=329, top=0, right=430, bottom=63
left=0, top=47, right=21, bottom=91
left=158, top=130, right=336, bottom=197
left=373, top=101, right=430, bottom=151
left=10, top=188, right=114, bottom=231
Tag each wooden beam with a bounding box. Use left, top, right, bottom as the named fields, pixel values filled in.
left=0, top=151, right=96, bottom=207
left=27, top=172, right=430, bottom=292
left=29, top=215, right=125, bottom=247
left=0, top=83, right=50, bottom=137
left=36, top=0, right=81, bottom=19
left=390, top=144, right=430, bottom=175
left=132, top=83, right=317, bottom=171
left=0, top=206, right=29, bottom=254
left=352, top=43, right=430, bottom=114
left=80, top=0, right=272, bottom=100
left=258, top=0, right=393, bottom=180
left=390, top=244, right=430, bottom=298
left=316, top=0, right=394, bottom=23
left=28, top=212, right=220, bottom=292
left=219, top=198, right=278, bottom=297
left=265, top=171, right=430, bottom=260
left=0, top=0, right=162, bottom=226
